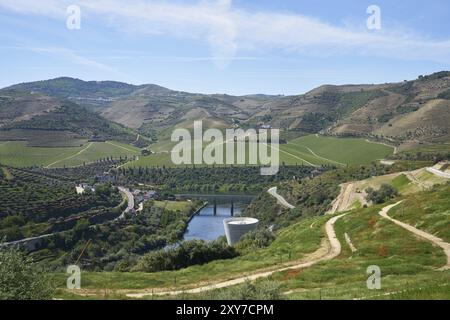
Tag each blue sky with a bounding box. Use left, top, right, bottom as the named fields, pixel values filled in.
left=0, top=0, right=449, bottom=95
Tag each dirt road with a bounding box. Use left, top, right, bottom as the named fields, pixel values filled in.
left=328, top=183, right=355, bottom=214
left=267, top=186, right=295, bottom=209
left=378, top=201, right=450, bottom=270
left=123, top=213, right=348, bottom=298
left=45, top=142, right=93, bottom=168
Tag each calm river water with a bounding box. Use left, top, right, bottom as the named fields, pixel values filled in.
left=180, top=194, right=254, bottom=241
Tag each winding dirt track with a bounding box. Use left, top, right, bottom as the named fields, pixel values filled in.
left=303, top=146, right=345, bottom=166
left=45, top=142, right=93, bottom=168
left=267, top=186, right=295, bottom=209
left=121, top=213, right=348, bottom=298
left=378, top=201, right=450, bottom=270
left=328, top=183, right=354, bottom=214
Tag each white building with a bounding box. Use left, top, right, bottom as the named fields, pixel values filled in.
left=223, top=217, right=259, bottom=245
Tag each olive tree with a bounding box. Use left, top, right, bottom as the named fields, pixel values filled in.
left=0, top=245, right=55, bottom=300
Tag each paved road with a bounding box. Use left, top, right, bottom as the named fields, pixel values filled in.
left=378, top=201, right=450, bottom=270
left=117, top=186, right=135, bottom=219
left=267, top=186, right=295, bottom=209
left=1, top=233, right=53, bottom=250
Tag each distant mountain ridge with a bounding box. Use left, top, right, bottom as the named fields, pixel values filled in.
left=2, top=71, right=450, bottom=150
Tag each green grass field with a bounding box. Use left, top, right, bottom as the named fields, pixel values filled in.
left=125, top=135, right=394, bottom=168
left=389, top=184, right=450, bottom=243
left=287, top=135, right=394, bottom=165
left=0, top=141, right=140, bottom=168
left=53, top=184, right=450, bottom=299
left=279, top=203, right=447, bottom=299
left=53, top=215, right=327, bottom=294
left=390, top=174, right=411, bottom=192
left=0, top=134, right=394, bottom=169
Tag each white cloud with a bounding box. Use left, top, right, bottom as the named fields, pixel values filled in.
left=21, top=46, right=131, bottom=79
left=1, top=0, right=450, bottom=66
left=29, top=47, right=116, bottom=72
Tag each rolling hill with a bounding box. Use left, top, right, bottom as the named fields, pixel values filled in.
left=2, top=71, right=450, bottom=159
left=0, top=89, right=63, bottom=126
left=0, top=89, right=149, bottom=148
left=256, top=72, right=450, bottom=149
left=6, top=77, right=279, bottom=132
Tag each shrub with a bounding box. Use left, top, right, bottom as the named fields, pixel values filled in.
left=234, top=229, right=275, bottom=254
left=133, top=238, right=238, bottom=272
left=365, top=184, right=399, bottom=204
left=201, top=280, right=283, bottom=300
left=0, top=245, right=55, bottom=300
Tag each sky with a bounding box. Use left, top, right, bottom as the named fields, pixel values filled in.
left=0, top=0, right=449, bottom=95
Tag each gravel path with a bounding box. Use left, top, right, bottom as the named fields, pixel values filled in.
left=267, top=186, right=295, bottom=209
left=378, top=201, right=450, bottom=270
left=121, top=213, right=347, bottom=298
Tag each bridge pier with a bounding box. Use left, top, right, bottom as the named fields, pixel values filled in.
left=213, top=200, right=217, bottom=216
left=231, top=200, right=234, bottom=216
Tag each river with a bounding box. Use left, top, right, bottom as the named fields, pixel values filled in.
left=180, top=194, right=254, bottom=242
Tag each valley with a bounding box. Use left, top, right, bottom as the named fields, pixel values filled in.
left=0, top=72, right=449, bottom=301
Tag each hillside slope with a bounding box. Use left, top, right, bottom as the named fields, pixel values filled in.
left=5, top=77, right=278, bottom=132
left=2, top=105, right=136, bottom=142
left=0, top=98, right=147, bottom=147
left=0, top=89, right=63, bottom=127
left=3, top=72, right=450, bottom=150
left=55, top=183, right=450, bottom=300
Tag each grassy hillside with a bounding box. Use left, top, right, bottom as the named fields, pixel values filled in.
left=53, top=184, right=450, bottom=299
left=2, top=105, right=139, bottom=143
left=288, top=135, right=393, bottom=165
left=0, top=89, right=63, bottom=126
left=389, top=184, right=450, bottom=242
left=124, top=135, right=393, bottom=168
left=279, top=201, right=448, bottom=299
left=6, top=77, right=144, bottom=109
left=5, top=72, right=450, bottom=152
left=0, top=141, right=140, bottom=168
left=54, top=215, right=327, bottom=293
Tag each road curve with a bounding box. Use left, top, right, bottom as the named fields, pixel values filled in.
left=117, top=186, right=134, bottom=219
left=303, top=146, right=345, bottom=166
left=125, top=213, right=347, bottom=298
left=378, top=201, right=450, bottom=270
left=267, top=187, right=295, bottom=209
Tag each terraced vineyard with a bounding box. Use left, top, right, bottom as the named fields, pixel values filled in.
left=0, top=166, right=122, bottom=241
